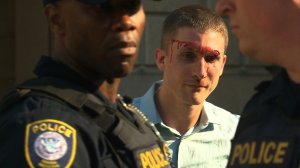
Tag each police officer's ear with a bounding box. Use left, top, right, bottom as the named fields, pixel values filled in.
left=155, top=48, right=167, bottom=71
left=44, top=3, right=65, bottom=37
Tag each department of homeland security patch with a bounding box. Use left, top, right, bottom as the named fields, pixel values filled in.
left=25, top=119, right=77, bottom=168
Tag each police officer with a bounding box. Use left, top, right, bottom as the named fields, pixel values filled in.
left=0, top=0, right=171, bottom=167
left=216, top=0, right=300, bottom=167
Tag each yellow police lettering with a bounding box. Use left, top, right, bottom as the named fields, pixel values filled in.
left=32, top=125, right=39, bottom=133
left=64, top=128, right=73, bottom=137
left=39, top=123, right=48, bottom=131
left=274, top=142, right=288, bottom=164
left=249, top=142, right=257, bottom=164
left=139, top=147, right=169, bottom=168
left=257, top=141, right=266, bottom=164
left=230, top=141, right=289, bottom=166
left=140, top=152, right=151, bottom=168
left=239, top=143, right=250, bottom=164
left=58, top=125, right=66, bottom=134
left=155, top=148, right=169, bottom=167
left=48, top=123, right=58, bottom=132
left=31, top=122, right=73, bottom=137
left=263, top=142, right=276, bottom=164
left=230, top=144, right=242, bottom=166
left=146, top=151, right=156, bottom=167
left=152, top=148, right=162, bottom=167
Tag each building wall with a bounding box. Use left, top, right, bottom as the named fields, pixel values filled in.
left=15, top=0, right=49, bottom=83
left=0, top=0, right=15, bottom=95
left=2, top=0, right=271, bottom=114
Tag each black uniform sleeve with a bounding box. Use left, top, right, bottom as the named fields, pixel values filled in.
left=0, top=96, right=120, bottom=168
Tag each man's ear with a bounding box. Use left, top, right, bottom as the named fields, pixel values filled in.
left=44, top=4, right=65, bottom=36
left=155, top=48, right=167, bottom=71
left=219, top=54, right=227, bottom=76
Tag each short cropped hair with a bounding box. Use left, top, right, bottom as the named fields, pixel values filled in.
left=161, top=5, right=228, bottom=52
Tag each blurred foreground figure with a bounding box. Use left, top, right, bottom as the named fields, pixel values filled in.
left=216, top=0, right=300, bottom=167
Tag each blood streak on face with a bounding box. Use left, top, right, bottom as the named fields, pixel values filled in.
left=170, top=39, right=220, bottom=63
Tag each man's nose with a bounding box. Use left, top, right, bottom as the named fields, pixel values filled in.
left=194, top=58, right=208, bottom=79
left=112, top=15, right=136, bottom=32
left=215, top=0, right=234, bottom=16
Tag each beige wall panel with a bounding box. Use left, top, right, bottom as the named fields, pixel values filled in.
left=119, top=68, right=162, bottom=97
left=144, top=0, right=206, bottom=12
left=0, top=0, right=15, bottom=38
left=0, top=79, right=14, bottom=96
left=0, top=38, right=15, bottom=78
left=0, top=0, right=15, bottom=97
left=207, top=68, right=271, bottom=114
left=15, top=0, right=49, bottom=84
left=142, top=15, right=166, bottom=65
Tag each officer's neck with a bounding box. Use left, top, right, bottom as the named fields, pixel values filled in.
left=99, top=78, right=121, bottom=103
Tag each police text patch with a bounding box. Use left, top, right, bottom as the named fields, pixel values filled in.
left=228, top=137, right=295, bottom=168
left=134, top=144, right=171, bottom=168
left=25, top=119, right=77, bottom=168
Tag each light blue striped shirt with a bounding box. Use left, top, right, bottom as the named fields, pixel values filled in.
left=133, top=81, right=239, bottom=168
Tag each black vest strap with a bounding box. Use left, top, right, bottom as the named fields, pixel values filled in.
left=17, top=77, right=119, bottom=133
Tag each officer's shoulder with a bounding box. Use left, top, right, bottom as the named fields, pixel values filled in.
left=254, top=80, right=272, bottom=93
left=0, top=91, right=81, bottom=125
left=243, top=80, right=273, bottom=109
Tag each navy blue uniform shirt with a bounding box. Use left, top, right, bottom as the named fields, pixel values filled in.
left=0, top=56, right=139, bottom=167
left=227, top=69, right=300, bottom=168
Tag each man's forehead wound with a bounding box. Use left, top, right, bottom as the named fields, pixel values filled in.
left=172, top=39, right=221, bottom=55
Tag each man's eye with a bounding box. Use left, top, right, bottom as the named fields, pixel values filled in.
left=204, top=53, right=220, bottom=63
left=182, top=52, right=197, bottom=60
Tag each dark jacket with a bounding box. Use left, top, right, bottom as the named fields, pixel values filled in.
left=0, top=56, right=171, bottom=168
left=227, top=69, right=300, bottom=168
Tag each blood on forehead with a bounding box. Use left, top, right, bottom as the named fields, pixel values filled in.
left=169, top=39, right=221, bottom=63
left=172, top=39, right=220, bottom=55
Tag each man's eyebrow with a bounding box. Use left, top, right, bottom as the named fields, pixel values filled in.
left=172, top=39, right=222, bottom=55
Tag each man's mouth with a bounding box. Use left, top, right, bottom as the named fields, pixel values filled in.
left=185, top=82, right=208, bottom=89
left=109, top=41, right=137, bottom=55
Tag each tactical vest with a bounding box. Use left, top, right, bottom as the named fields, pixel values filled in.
left=0, top=77, right=172, bottom=168
left=227, top=99, right=300, bottom=168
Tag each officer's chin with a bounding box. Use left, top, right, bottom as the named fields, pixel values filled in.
left=106, top=70, right=132, bottom=83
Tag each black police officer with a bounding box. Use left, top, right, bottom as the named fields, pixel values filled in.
left=0, top=0, right=171, bottom=167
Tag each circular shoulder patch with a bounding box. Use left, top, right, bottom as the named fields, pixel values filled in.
left=25, top=119, right=77, bottom=168
left=34, top=131, right=68, bottom=160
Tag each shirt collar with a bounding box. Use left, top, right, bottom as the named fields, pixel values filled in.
left=139, top=80, right=163, bottom=124
left=139, top=80, right=222, bottom=133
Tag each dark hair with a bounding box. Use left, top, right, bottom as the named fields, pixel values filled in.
left=161, top=5, right=228, bottom=52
